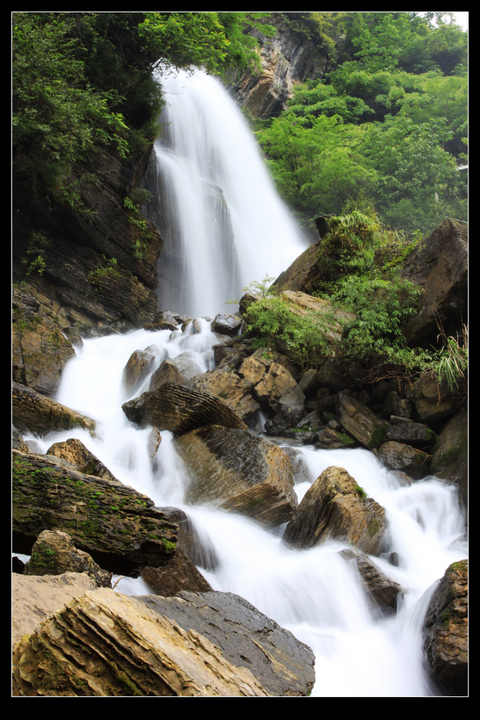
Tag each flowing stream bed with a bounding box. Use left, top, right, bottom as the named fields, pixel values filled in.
left=22, top=321, right=467, bottom=697
left=17, top=68, right=467, bottom=697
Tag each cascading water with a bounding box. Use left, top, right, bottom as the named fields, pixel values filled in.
left=143, top=69, right=310, bottom=317
left=19, top=68, right=467, bottom=696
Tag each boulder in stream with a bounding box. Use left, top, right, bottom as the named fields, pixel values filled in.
left=174, top=425, right=297, bottom=527
left=283, top=466, right=387, bottom=555
left=121, top=381, right=248, bottom=436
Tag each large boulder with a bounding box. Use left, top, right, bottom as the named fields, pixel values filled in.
left=122, top=382, right=248, bottom=436
left=12, top=588, right=316, bottom=696
left=401, top=218, right=467, bottom=347
left=423, top=559, right=468, bottom=695
left=12, top=449, right=177, bottom=575
left=283, top=466, right=387, bottom=556
left=174, top=425, right=297, bottom=527
left=12, top=381, right=96, bottom=437
left=122, top=346, right=157, bottom=395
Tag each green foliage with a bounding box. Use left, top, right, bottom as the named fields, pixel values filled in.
left=435, top=323, right=468, bottom=392
left=87, top=255, right=121, bottom=290
left=13, top=11, right=274, bottom=201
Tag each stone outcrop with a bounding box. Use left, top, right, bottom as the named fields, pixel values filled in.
left=24, top=529, right=112, bottom=588
left=12, top=449, right=177, bottom=575
left=122, top=381, right=248, bottom=436
left=283, top=466, right=386, bottom=555
left=423, top=559, right=468, bottom=695
left=12, top=287, right=76, bottom=396
left=12, top=381, right=96, bottom=437
left=228, top=13, right=328, bottom=120
left=405, top=371, right=466, bottom=424
left=174, top=425, right=297, bottom=527
left=12, top=588, right=315, bottom=696
left=13, top=143, right=162, bottom=337
left=401, top=218, right=468, bottom=347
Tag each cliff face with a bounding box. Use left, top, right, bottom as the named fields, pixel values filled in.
left=227, top=15, right=329, bottom=119
left=13, top=143, right=162, bottom=338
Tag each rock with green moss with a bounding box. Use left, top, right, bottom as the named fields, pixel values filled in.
left=423, top=559, right=468, bottom=695
left=25, top=529, right=112, bottom=587
left=12, top=449, right=177, bottom=576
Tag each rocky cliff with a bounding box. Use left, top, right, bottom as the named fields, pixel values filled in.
left=226, top=13, right=329, bottom=119
left=13, top=143, right=162, bottom=340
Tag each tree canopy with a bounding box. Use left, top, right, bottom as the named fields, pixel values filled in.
left=12, top=11, right=274, bottom=201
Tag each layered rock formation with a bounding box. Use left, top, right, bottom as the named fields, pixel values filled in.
left=12, top=587, right=315, bottom=696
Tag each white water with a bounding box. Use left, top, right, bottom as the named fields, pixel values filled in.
left=24, top=322, right=467, bottom=697
left=146, top=69, right=309, bottom=317
left=20, top=69, right=467, bottom=696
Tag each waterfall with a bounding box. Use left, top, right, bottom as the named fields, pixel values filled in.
left=143, top=69, right=310, bottom=317
left=19, top=68, right=467, bottom=696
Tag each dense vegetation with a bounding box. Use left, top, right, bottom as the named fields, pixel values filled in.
left=253, top=11, right=467, bottom=237
left=243, top=209, right=467, bottom=389
left=12, top=11, right=274, bottom=204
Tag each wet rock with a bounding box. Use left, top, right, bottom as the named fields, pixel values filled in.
left=140, top=548, right=213, bottom=597
left=12, top=381, right=96, bottom=436
left=13, top=449, right=177, bottom=576
left=161, top=507, right=220, bottom=572
left=423, top=559, right=468, bottom=695
left=211, top=312, right=243, bottom=335
left=339, top=548, right=403, bottom=612
left=122, top=347, right=157, bottom=395
left=283, top=466, right=387, bottom=556
left=174, top=425, right=297, bottom=527
left=378, top=440, right=431, bottom=479
left=122, top=381, right=248, bottom=436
